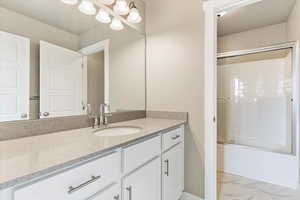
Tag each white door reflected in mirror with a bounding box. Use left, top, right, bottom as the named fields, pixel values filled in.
left=40, top=41, right=84, bottom=118
left=0, top=31, right=30, bottom=122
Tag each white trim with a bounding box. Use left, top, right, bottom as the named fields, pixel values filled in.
left=181, top=192, right=203, bottom=200
left=203, top=1, right=267, bottom=200
left=217, top=41, right=297, bottom=58
left=79, top=39, right=110, bottom=105
left=79, top=40, right=108, bottom=55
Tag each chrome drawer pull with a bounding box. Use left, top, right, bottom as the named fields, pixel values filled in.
left=114, top=194, right=120, bottom=200
left=126, top=186, right=132, bottom=200
left=164, top=159, right=169, bottom=176
left=68, top=175, right=101, bottom=194
left=171, top=135, right=180, bottom=140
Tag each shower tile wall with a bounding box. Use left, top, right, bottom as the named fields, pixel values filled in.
left=217, top=50, right=293, bottom=154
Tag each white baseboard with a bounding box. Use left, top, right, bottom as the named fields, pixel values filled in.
left=181, top=192, right=203, bottom=200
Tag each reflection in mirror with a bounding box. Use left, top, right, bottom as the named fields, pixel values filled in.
left=0, top=0, right=145, bottom=122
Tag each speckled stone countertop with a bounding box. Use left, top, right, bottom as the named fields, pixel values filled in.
left=0, top=118, right=185, bottom=189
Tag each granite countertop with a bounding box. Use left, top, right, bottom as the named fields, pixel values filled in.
left=0, top=118, right=185, bottom=189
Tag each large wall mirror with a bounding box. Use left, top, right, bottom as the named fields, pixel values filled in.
left=0, top=0, right=146, bottom=122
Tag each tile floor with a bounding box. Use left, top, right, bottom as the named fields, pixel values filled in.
left=217, top=172, right=300, bottom=200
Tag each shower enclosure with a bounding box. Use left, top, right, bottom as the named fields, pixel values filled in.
left=217, top=42, right=299, bottom=188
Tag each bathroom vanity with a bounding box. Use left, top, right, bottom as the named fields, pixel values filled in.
left=0, top=118, right=185, bottom=200
left=0, top=1, right=185, bottom=199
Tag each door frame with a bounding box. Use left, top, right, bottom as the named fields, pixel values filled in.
left=79, top=39, right=110, bottom=105
left=202, top=0, right=265, bottom=199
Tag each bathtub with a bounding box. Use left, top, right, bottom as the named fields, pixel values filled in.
left=217, top=143, right=299, bottom=189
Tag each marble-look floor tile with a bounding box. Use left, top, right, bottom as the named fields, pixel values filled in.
left=218, top=172, right=300, bottom=200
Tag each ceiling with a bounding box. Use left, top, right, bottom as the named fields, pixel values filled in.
left=0, top=0, right=102, bottom=35
left=218, top=0, right=296, bottom=36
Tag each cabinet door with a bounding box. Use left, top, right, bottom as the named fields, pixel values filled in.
left=162, top=143, right=184, bottom=200
left=123, top=158, right=161, bottom=200
left=90, top=183, right=121, bottom=200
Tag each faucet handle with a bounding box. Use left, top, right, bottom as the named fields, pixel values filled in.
left=86, top=104, right=92, bottom=117
left=104, top=112, right=112, bottom=117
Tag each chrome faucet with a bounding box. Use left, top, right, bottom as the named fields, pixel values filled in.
left=86, top=104, right=100, bottom=129
left=100, top=103, right=112, bottom=126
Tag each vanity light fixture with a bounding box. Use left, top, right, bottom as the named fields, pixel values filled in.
left=127, top=2, right=142, bottom=23
left=61, top=0, right=79, bottom=5
left=61, top=0, right=142, bottom=30
left=110, top=17, right=124, bottom=31
left=113, top=0, right=130, bottom=15
left=78, top=0, right=97, bottom=15
left=100, top=0, right=115, bottom=5
left=96, top=9, right=111, bottom=23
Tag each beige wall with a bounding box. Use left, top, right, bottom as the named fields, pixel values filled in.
left=287, top=0, right=300, bottom=44
left=146, top=0, right=205, bottom=197
left=218, top=23, right=288, bottom=53
left=80, top=25, right=146, bottom=112
left=87, top=52, right=105, bottom=115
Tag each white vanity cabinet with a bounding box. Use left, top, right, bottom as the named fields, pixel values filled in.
left=5, top=125, right=184, bottom=200
left=162, top=143, right=184, bottom=200
left=162, top=126, right=184, bottom=200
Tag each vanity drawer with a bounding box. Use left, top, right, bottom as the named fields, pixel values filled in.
left=123, top=136, right=161, bottom=174
left=14, top=151, right=121, bottom=200
left=163, top=126, right=184, bottom=151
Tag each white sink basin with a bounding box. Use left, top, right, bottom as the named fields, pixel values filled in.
left=94, top=126, right=142, bottom=137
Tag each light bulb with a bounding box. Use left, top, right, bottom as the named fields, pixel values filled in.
left=113, top=0, right=129, bottom=15
left=78, top=0, right=96, bottom=15
left=96, top=9, right=111, bottom=23
left=100, top=0, right=115, bottom=5
left=127, top=8, right=142, bottom=23
left=61, top=0, right=78, bottom=5
left=110, top=18, right=124, bottom=31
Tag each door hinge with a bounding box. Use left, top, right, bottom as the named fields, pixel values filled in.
left=213, top=116, right=216, bottom=123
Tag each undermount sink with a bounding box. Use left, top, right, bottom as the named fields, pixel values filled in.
left=93, top=126, right=142, bottom=137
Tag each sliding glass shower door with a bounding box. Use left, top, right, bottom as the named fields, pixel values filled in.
left=217, top=48, right=293, bottom=154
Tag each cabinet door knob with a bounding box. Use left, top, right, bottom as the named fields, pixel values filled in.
left=43, top=112, right=50, bottom=117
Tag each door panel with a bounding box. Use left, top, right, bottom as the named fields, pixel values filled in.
left=163, top=143, right=184, bottom=200
left=40, top=41, right=84, bottom=118
left=123, top=158, right=161, bottom=200
left=0, top=31, right=30, bottom=122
